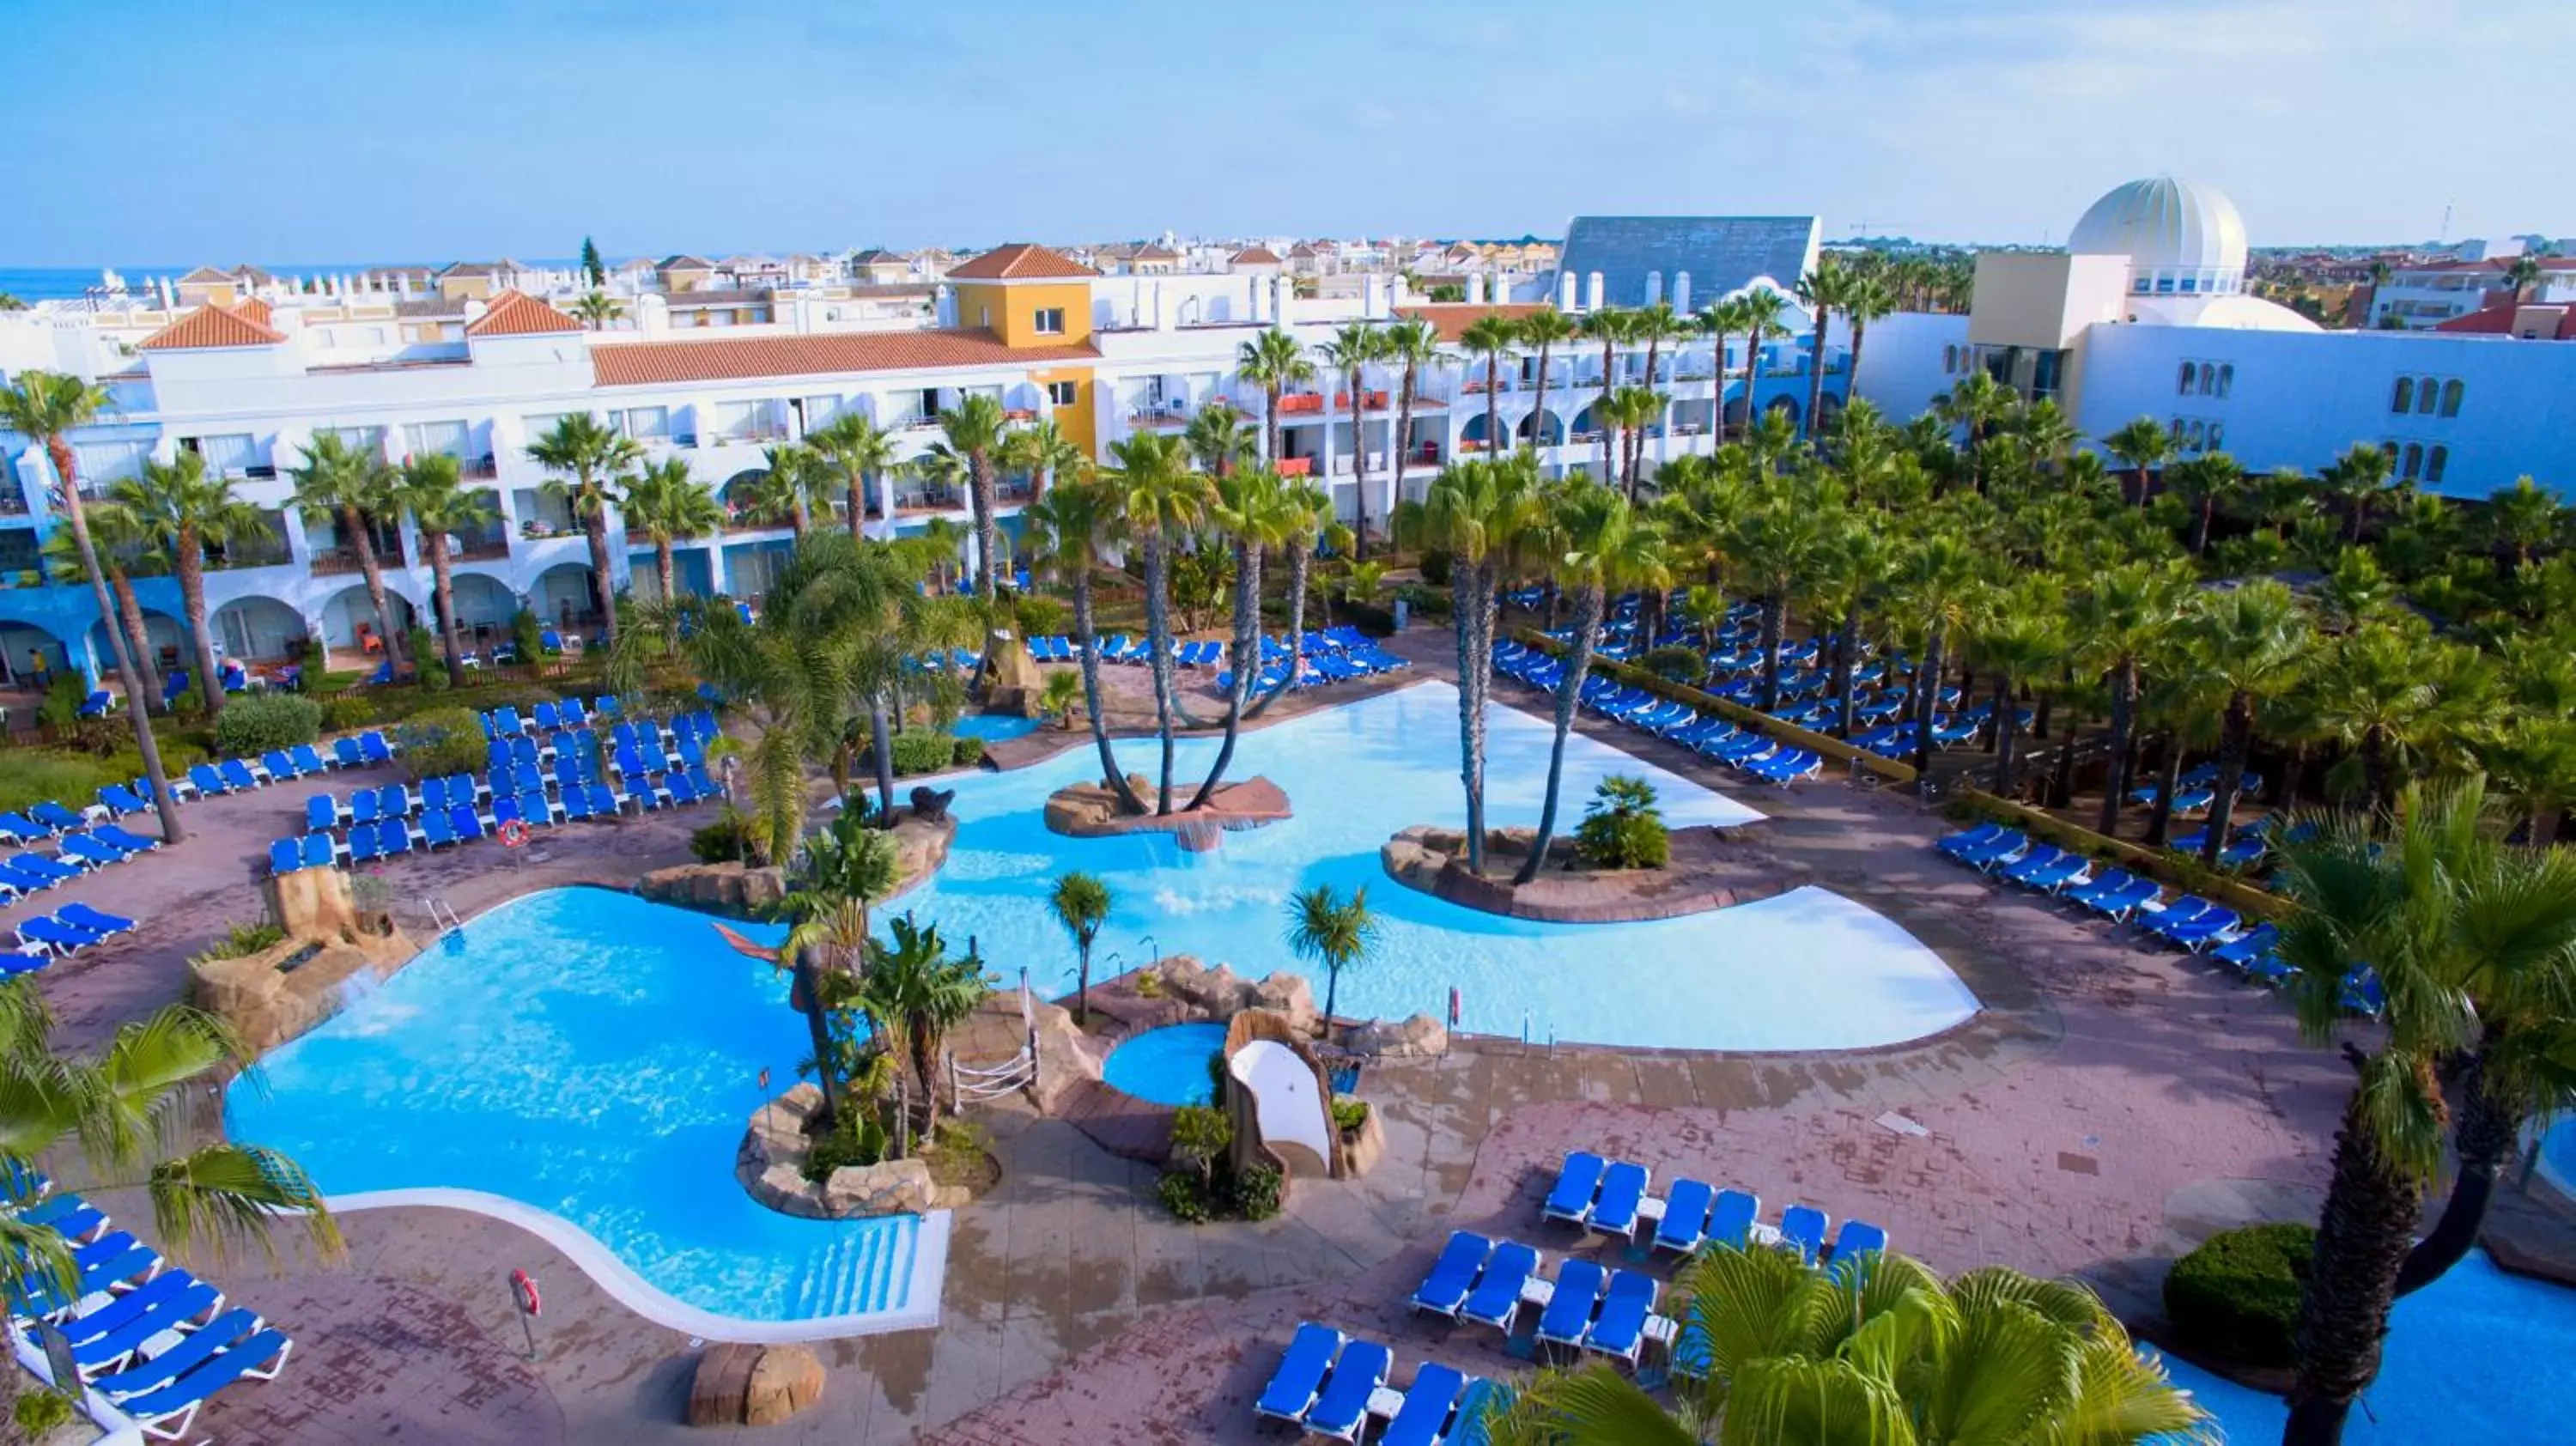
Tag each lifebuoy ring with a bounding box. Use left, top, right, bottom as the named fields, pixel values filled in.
left=498, top=820, right=532, bottom=849
left=510, top=1267, right=541, bottom=1317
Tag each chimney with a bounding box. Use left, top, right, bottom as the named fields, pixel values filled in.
left=1586, top=271, right=1605, bottom=310
left=1465, top=272, right=1486, bottom=306
left=1673, top=271, right=1692, bottom=313
left=1558, top=270, right=1577, bottom=311
left=1645, top=270, right=1662, bottom=306
left=935, top=284, right=957, bottom=328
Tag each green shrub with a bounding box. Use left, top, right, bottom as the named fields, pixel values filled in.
left=1014, top=595, right=1066, bottom=641
left=511, top=607, right=544, bottom=662
left=2165, top=1222, right=2313, bottom=1368
left=405, top=627, right=441, bottom=678
left=301, top=635, right=328, bottom=676
left=0, top=748, right=127, bottom=815
left=1639, top=644, right=1705, bottom=684
left=34, top=674, right=88, bottom=731
left=1157, top=1170, right=1213, bottom=1223
left=691, top=815, right=748, bottom=863
left=189, top=919, right=286, bottom=965
left=1225, top=1163, right=1285, bottom=1221
left=392, top=707, right=486, bottom=782
left=211, top=693, right=323, bottom=756
left=801, top=1111, right=888, bottom=1183
left=12, top=1388, right=76, bottom=1439
left=1330, top=1097, right=1369, bottom=1134
left=1418, top=550, right=1454, bottom=586
left=890, top=731, right=955, bottom=775
left=951, top=735, right=987, bottom=767
left=1576, top=775, right=1669, bottom=870
left=320, top=697, right=376, bottom=732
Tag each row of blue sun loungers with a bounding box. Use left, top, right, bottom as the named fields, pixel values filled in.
left=1491, top=643, right=1822, bottom=787
left=14, top=902, right=137, bottom=958
left=1538, top=1151, right=1886, bottom=1271
left=0, top=817, right=161, bottom=902
left=1406, top=1230, right=1665, bottom=1367
left=477, top=696, right=626, bottom=740
left=273, top=761, right=722, bottom=877
left=1255, top=1321, right=1497, bottom=1443
left=7, top=1182, right=294, bottom=1439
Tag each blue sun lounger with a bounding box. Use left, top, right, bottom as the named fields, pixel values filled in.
left=1950, top=829, right=2029, bottom=870
left=96, top=785, right=151, bottom=817
left=94, top=824, right=156, bottom=854
left=29, top=802, right=85, bottom=835
left=70, top=1275, right=224, bottom=1376
left=57, top=903, right=134, bottom=938
left=2075, top=873, right=2161, bottom=920
left=56, top=1268, right=208, bottom=1351
left=1534, top=1258, right=1607, bottom=1352
left=20, top=916, right=106, bottom=956
left=1540, top=1151, right=1607, bottom=1225
left=96, top=1315, right=290, bottom=1439
left=1777, top=1204, right=1828, bottom=1263
left=1253, top=1322, right=1345, bottom=1425
left=2212, top=923, right=2281, bottom=971
left=1303, top=1339, right=1393, bottom=1442
left=1705, top=1188, right=1760, bottom=1250
left=1377, top=1362, right=1471, bottom=1446
left=1589, top=1162, right=1650, bottom=1239
left=1410, top=1231, right=1492, bottom=1318
left=1651, top=1178, right=1716, bottom=1254
left=218, top=759, right=261, bottom=793
left=1828, top=1220, right=1889, bottom=1282
left=2161, top=906, right=2244, bottom=951
left=57, top=835, right=129, bottom=869
left=2137, top=897, right=2217, bottom=942
left=267, top=839, right=303, bottom=875
left=185, top=764, right=228, bottom=799
left=1935, top=823, right=2008, bottom=859
left=2002, top=846, right=2090, bottom=893
left=1458, top=1241, right=1540, bottom=1333
left=1585, top=1269, right=1659, bottom=1364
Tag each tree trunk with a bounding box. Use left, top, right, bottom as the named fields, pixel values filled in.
left=848, top=477, right=867, bottom=540
left=1847, top=317, right=1869, bottom=402
left=1248, top=541, right=1305, bottom=720
left=1909, top=629, right=1945, bottom=782
left=791, top=951, right=842, bottom=1129
left=1758, top=593, right=1785, bottom=713
left=1518, top=585, right=1601, bottom=884
left=1072, top=577, right=1147, bottom=815
left=1598, top=339, right=1617, bottom=474
left=2193, top=495, right=2216, bottom=555
left=1346, top=362, right=1371, bottom=560
left=1143, top=538, right=1178, bottom=814
left=656, top=539, right=677, bottom=603
left=869, top=697, right=900, bottom=827
left=51, top=441, right=184, bottom=843
left=580, top=504, right=617, bottom=647
left=108, top=569, right=164, bottom=711
left=969, top=450, right=999, bottom=601
left=2397, top=1034, right=2517, bottom=1297
left=1530, top=340, right=1552, bottom=459
left=1832, top=614, right=1858, bottom=738
left=1189, top=541, right=1261, bottom=809
left=1483, top=355, right=1500, bottom=459
left=1992, top=677, right=2022, bottom=796
left=2202, top=697, right=2253, bottom=864
left=347, top=503, right=404, bottom=668
left=2098, top=661, right=2136, bottom=835
left=427, top=535, right=465, bottom=688
left=2144, top=741, right=2186, bottom=848
left=1741, top=327, right=1762, bottom=440
left=2285, top=1084, right=2425, bottom=1446
left=1455, top=562, right=1489, bottom=872
left=2048, top=710, right=2082, bottom=809
left=1265, top=386, right=1281, bottom=468
left=178, top=524, right=229, bottom=716
left=1392, top=366, right=1416, bottom=521
left=1806, top=305, right=1829, bottom=440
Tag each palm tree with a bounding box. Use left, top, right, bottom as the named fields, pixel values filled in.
left=996, top=416, right=1083, bottom=507
left=1192, top=469, right=1292, bottom=809
left=1515, top=307, right=1578, bottom=465
left=1519, top=483, right=1663, bottom=881
left=1582, top=307, right=1633, bottom=475
left=0, top=371, right=179, bottom=840
left=1103, top=433, right=1214, bottom=814
left=1932, top=371, right=2017, bottom=495
left=2480, top=475, right=2564, bottom=572
left=807, top=411, right=897, bottom=539
left=391, top=453, right=496, bottom=688
left=526, top=412, right=642, bottom=646
left=760, top=442, right=834, bottom=536
left=776, top=810, right=904, bottom=1127
left=1249, top=481, right=1340, bottom=719
left=2313, top=442, right=2394, bottom=545
left=1794, top=259, right=1851, bottom=438
left=617, top=457, right=723, bottom=603
left=1483, top=1241, right=2208, bottom=1445
left=39, top=505, right=166, bottom=713
left=1725, top=495, right=1823, bottom=713
left=112, top=451, right=272, bottom=718
left=1806, top=519, right=1895, bottom=739
left=2069, top=563, right=2188, bottom=835
left=568, top=290, right=624, bottom=330
left=937, top=392, right=1009, bottom=599
left=2185, top=579, right=2311, bottom=859
left=1840, top=271, right=1897, bottom=393
left=2502, top=252, right=2546, bottom=302
left=1735, top=288, right=1791, bottom=440
left=856, top=913, right=990, bottom=1133
left=2165, top=451, right=2242, bottom=556
left=1423, top=455, right=1543, bottom=870
left=2301, top=623, right=2477, bottom=819
left=1629, top=301, right=1690, bottom=391
left=1971, top=581, right=2065, bottom=799
left=1381, top=318, right=1443, bottom=514
left=1603, top=386, right=1668, bottom=500
left=0, top=981, right=343, bottom=1430
left=1047, top=872, right=1114, bottom=1023
left=1283, top=883, right=1377, bottom=1033
left=2099, top=416, right=2173, bottom=511
left=1025, top=480, right=1148, bottom=816
left=1236, top=326, right=1315, bottom=467
left=1317, top=322, right=1387, bottom=556
left=1893, top=531, right=1984, bottom=781
left=288, top=429, right=411, bottom=671
left=1181, top=398, right=1258, bottom=478
left=1459, top=313, right=1520, bottom=461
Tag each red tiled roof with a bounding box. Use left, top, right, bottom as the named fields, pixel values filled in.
left=1395, top=303, right=1553, bottom=343
left=946, top=243, right=1097, bottom=281
left=137, top=302, right=287, bottom=351
left=2433, top=301, right=2576, bottom=339
left=591, top=328, right=1099, bottom=386
left=1231, top=246, right=1285, bottom=265
left=465, top=290, right=582, bottom=337
left=234, top=297, right=275, bottom=327
left=175, top=264, right=234, bottom=285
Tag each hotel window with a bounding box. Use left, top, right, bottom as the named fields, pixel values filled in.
left=615, top=406, right=670, bottom=442
left=72, top=439, right=149, bottom=487
left=918, top=388, right=942, bottom=418
left=328, top=425, right=386, bottom=453
left=2439, top=380, right=2464, bottom=417
left=188, top=433, right=262, bottom=476
left=2176, top=362, right=2193, bottom=395
left=2217, top=364, right=2233, bottom=398
left=1047, top=380, right=1078, bottom=406
left=403, top=420, right=470, bottom=459
left=2427, top=446, right=2450, bottom=484
left=2402, top=443, right=2424, bottom=480
left=2416, top=376, right=2438, bottom=415
left=2199, top=362, right=2216, bottom=395
left=1946, top=345, right=1959, bottom=374
left=801, top=395, right=842, bottom=428
left=1032, top=307, right=1066, bottom=335
left=2391, top=377, right=2415, bottom=413
left=2207, top=422, right=2226, bottom=452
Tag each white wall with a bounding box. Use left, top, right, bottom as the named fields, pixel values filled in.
left=1852, top=312, right=1971, bottom=423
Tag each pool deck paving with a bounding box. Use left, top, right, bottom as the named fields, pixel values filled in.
left=20, top=632, right=2543, bottom=1443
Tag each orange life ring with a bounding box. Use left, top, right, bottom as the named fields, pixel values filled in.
left=498, top=820, right=532, bottom=849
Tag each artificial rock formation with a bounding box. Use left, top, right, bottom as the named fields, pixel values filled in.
left=688, top=1343, right=824, bottom=1427
left=1044, top=775, right=1291, bottom=848
left=640, top=810, right=957, bottom=919
left=1153, top=956, right=1319, bottom=1036
left=1345, top=1012, right=1448, bottom=1058
left=978, top=628, right=1043, bottom=714
left=1381, top=823, right=1802, bottom=924
left=189, top=867, right=417, bottom=1057
left=735, top=1083, right=966, bottom=1218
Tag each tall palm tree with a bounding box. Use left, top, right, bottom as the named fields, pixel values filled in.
left=2164, top=451, right=2242, bottom=555
left=526, top=412, right=642, bottom=646
left=288, top=430, right=410, bottom=670
left=1381, top=318, right=1443, bottom=515
left=112, top=451, right=271, bottom=719
left=1181, top=398, right=1257, bottom=478
left=2502, top=252, right=2547, bottom=302
left=1727, top=495, right=1826, bottom=714
left=1025, top=481, right=1148, bottom=816
left=2318, top=442, right=2395, bottom=544
left=763, top=442, right=836, bottom=536
left=2301, top=623, right=2479, bottom=820
left=1519, top=483, right=1663, bottom=881
left=1629, top=301, right=1690, bottom=391
left=392, top=453, right=496, bottom=688
left=936, top=392, right=1009, bottom=599
left=39, top=505, right=165, bottom=712
left=1840, top=271, right=1897, bottom=392
left=2069, top=563, right=2189, bottom=834
left=1317, top=322, right=1387, bottom=556
left=1283, top=883, right=1377, bottom=1032
left=568, top=291, right=624, bottom=330
left=1930, top=371, right=2017, bottom=495
left=1514, top=307, right=1578, bottom=465
left=2185, top=579, right=2312, bottom=858
left=1794, top=259, right=1852, bottom=438
left=775, top=811, right=904, bottom=1127
left=0, top=980, right=343, bottom=1429
left=1583, top=307, right=1633, bottom=476
left=1970, top=580, right=2066, bottom=799
left=996, top=416, right=1082, bottom=507
left=1604, top=386, right=1668, bottom=499
left=1236, top=326, right=1315, bottom=467
left=1249, top=481, right=1339, bottom=719
left=2099, top=415, right=2173, bottom=512
left=1807, top=518, right=1895, bottom=739
left=1048, top=872, right=1115, bottom=1024
left=2480, top=475, right=2564, bottom=573
left=611, top=458, right=719, bottom=603
left=1893, top=531, right=1985, bottom=781
left=1423, top=455, right=1542, bottom=870
left=1192, top=468, right=1292, bottom=809
left=1459, top=313, right=1520, bottom=461
left=1103, top=433, right=1214, bottom=814
left=807, top=411, right=897, bottom=539
left=1735, top=289, right=1791, bottom=440
left=855, top=913, right=990, bottom=1134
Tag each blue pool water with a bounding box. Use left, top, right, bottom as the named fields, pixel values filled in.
left=952, top=713, right=1040, bottom=744
left=2154, top=1250, right=2576, bottom=1442
left=1103, top=1023, right=1229, bottom=1107
left=224, top=889, right=923, bottom=1327
left=900, top=681, right=1978, bottom=1051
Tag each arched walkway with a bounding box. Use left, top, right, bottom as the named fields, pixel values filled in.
left=0, top=619, right=72, bottom=689
left=1765, top=395, right=1802, bottom=428
left=447, top=571, right=518, bottom=632
left=720, top=469, right=769, bottom=525
left=89, top=608, right=188, bottom=678
left=1515, top=408, right=1566, bottom=447
left=1459, top=412, right=1499, bottom=453
left=211, top=595, right=307, bottom=663
left=1722, top=394, right=1751, bottom=430
left=1813, top=392, right=1844, bottom=433
left=533, top=562, right=601, bottom=632
left=320, top=582, right=416, bottom=653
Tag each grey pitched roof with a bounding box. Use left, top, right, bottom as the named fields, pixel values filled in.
left=1556, top=215, right=1821, bottom=307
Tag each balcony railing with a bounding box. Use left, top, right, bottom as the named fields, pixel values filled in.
left=0, top=486, right=25, bottom=518
left=452, top=537, right=512, bottom=562
left=459, top=454, right=500, bottom=479
left=1276, top=394, right=1326, bottom=416
left=208, top=543, right=292, bottom=572
left=308, top=546, right=366, bottom=576
left=715, top=425, right=793, bottom=446
left=1127, top=406, right=1189, bottom=428
left=895, top=488, right=963, bottom=513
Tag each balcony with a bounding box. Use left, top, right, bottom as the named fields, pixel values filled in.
left=1127, top=406, right=1190, bottom=428
left=309, top=546, right=367, bottom=576
left=1277, top=458, right=1313, bottom=477
left=1333, top=390, right=1391, bottom=412
left=451, top=532, right=512, bottom=562
left=894, top=487, right=963, bottom=513
left=714, top=424, right=793, bottom=447
left=1004, top=407, right=1037, bottom=422
left=1276, top=394, right=1326, bottom=416
left=0, top=483, right=25, bottom=518
left=208, top=538, right=293, bottom=572
left=459, top=454, right=500, bottom=479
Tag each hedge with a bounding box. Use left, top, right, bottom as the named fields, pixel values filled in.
left=888, top=731, right=957, bottom=775
left=210, top=694, right=323, bottom=756
left=2164, top=1222, right=2313, bottom=1367
left=393, top=707, right=490, bottom=783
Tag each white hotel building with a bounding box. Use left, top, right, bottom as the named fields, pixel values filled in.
left=0, top=244, right=1844, bottom=690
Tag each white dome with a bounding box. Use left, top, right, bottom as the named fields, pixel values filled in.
left=2126, top=294, right=2322, bottom=334
left=2069, top=177, right=2249, bottom=299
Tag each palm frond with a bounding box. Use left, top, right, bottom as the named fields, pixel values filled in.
left=148, top=1142, right=343, bottom=1271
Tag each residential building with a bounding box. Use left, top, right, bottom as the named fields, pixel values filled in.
left=2363, top=255, right=2576, bottom=328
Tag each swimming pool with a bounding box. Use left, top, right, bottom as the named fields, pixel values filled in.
left=2152, top=1249, right=2576, bottom=1442
left=952, top=713, right=1041, bottom=744
left=902, top=681, right=1979, bottom=1052
left=223, top=888, right=943, bottom=1339
left=1103, top=1023, right=1228, bottom=1107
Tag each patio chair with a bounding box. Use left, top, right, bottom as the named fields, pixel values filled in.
left=1251, top=1322, right=1344, bottom=1425
left=1584, top=1269, right=1660, bottom=1365
left=1588, top=1162, right=1651, bottom=1239
left=1777, top=1205, right=1829, bottom=1264
left=1376, top=1362, right=1470, bottom=1446
left=1302, top=1338, right=1393, bottom=1443
left=1827, top=1220, right=1889, bottom=1283
left=1409, top=1231, right=1492, bottom=1318
left=267, top=839, right=304, bottom=876
left=1534, top=1258, right=1607, bottom=1352
left=1651, top=1178, right=1716, bottom=1255
left=1458, top=1241, right=1540, bottom=1334
left=29, top=802, right=84, bottom=835
left=56, top=903, right=136, bottom=937
left=1541, top=1151, right=1608, bottom=1226
left=1706, top=1188, right=1760, bottom=1250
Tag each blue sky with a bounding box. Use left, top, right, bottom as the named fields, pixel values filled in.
left=8, top=0, right=2568, bottom=266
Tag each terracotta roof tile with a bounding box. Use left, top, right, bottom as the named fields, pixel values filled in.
left=1395, top=303, right=1553, bottom=343
left=465, top=290, right=583, bottom=337
left=946, top=243, right=1097, bottom=281
left=175, top=264, right=234, bottom=284
left=1231, top=246, right=1285, bottom=265
left=592, top=328, right=1098, bottom=387
left=137, top=302, right=288, bottom=351
left=234, top=297, right=275, bottom=327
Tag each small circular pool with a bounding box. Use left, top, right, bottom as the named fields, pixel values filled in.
left=952, top=714, right=1040, bottom=744
left=1103, top=1023, right=1228, bottom=1107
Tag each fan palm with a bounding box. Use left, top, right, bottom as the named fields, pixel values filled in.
left=1583, top=307, right=1635, bottom=473
left=617, top=458, right=722, bottom=603
left=2480, top=475, right=2563, bottom=571
left=1316, top=323, right=1387, bottom=556
left=1423, top=454, right=1544, bottom=870
left=2184, top=579, right=2312, bottom=856
left=1459, top=313, right=1520, bottom=461
left=1181, top=398, right=1257, bottom=478
left=391, top=453, right=496, bottom=687
left=526, top=413, right=643, bottom=645
left=289, top=430, right=411, bottom=667
left=112, top=451, right=273, bottom=717
left=1735, top=289, right=1791, bottom=442
left=936, top=392, right=1010, bottom=598
left=1283, top=883, right=1376, bottom=1031
left=1840, top=272, right=1897, bottom=397
left=2164, top=451, right=2243, bottom=555
left=1726, top=495, right=1826, bottom=714
left=1893, top=531, right=1986, bottom=781
left=1192, top=468, right=1294, bottom=808
left=1519, top=483, right=1665, bottom=881
left=568, top=291, right=624, bottom=330
left=1794, top=259, right=1855, bottom=439
left=2068, top=563, right=2190, bottom=835
left=1102, top=433, right=1215, bottom=814
left=1048, top=872, right=1114, bottom=1023
left=1934, top=371, right=2018, bottom=495
left=1807, top=519, right=1896, bottom=740
left=996, top=416, right=1083, bottom=507
left=1236, top=326, right=1315, bottom=467
left=39, top=504, right=167, bottom=713
left=1515, top=307, right=1579, bottom=465
left=2317, top=442, right=2394, bottom=544
left=1630, top=301, right=1691, bottom=391
left=1249, top=481, right=1341, bottom=719
left=1971, top=582, right=2068, bottom=798
left=775, top=810, right=904, bottom=1127
left=2301, top=623, right=2486, bottom=820
left=807, top=411, right=897, bottom=540
left=1381, top=318, right=1443, bottom=513
left=856, top=913, right=991, bottom=1133
left=1024, top=480, right=1148, bottom=816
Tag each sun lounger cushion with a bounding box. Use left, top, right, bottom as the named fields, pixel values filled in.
left=1535, top=1258, right=1607, bottom=1346
left=1541, top=1151, right=1607, bottom=1224
left=1409, top=1231, right=1491, bottom=1317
